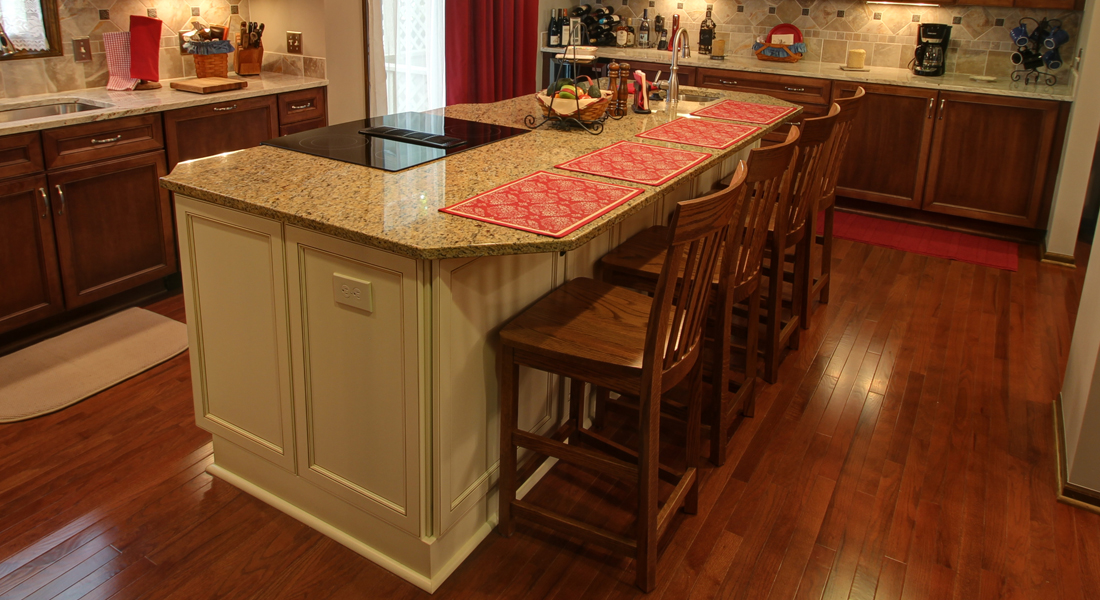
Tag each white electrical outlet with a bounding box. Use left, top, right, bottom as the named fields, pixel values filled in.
left=333, top=274, right=373, bottom=313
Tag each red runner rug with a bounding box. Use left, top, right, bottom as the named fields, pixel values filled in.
left=820, top=211, right=1019, bottom=271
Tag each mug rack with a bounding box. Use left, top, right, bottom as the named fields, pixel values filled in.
left=1009, top=17, right=1064, bottom=87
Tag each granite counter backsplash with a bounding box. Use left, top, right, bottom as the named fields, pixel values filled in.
left=1, top=0, right=326, bottom=98
left=591, top=1, right=1082, bottom=80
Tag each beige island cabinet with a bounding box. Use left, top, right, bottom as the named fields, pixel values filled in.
left=161, top=90, right=797, bottom=592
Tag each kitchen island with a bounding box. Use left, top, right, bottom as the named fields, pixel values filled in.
left=160, top=89, right=798, bottom=592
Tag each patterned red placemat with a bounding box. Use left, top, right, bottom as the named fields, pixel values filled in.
left=635, top=117, right=761, bottom=150
left=555, top=141, right=712, bottom=187
left=691, top=100, right=798, bottom=125
left=440, top=171, right=645, bottom=238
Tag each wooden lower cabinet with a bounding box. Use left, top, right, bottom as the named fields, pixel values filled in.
left=0, top=174, right=64, bottom=334
left=163, top=96, right=279, bottom=169
left=49, top=151, right=176, bottom=308
left=922, top=91, right=1060, bottom=228
left=834, top=82, right=938, bottom=209
left=629, top=60, right=695, bottom=88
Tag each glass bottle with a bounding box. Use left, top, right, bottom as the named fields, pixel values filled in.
left=638, top=10, right=651, bottom=49
left=699, top=7, right=716, bottom=55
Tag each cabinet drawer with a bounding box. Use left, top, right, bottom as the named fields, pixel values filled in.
left=0, top=132, right=44, bottom=181
left=42, top=114, right=164, bottom=170
left=278, top=87, right=327, bottom=126
left=697, top=68, right=832, bottom=106
left=164, top=95, right=278, bottom=169
left=280, top=118, right=327, bottom=137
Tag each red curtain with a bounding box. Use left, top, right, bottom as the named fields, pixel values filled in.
left=445, top=0, right=539, bottom=105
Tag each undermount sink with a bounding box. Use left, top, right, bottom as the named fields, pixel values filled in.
left=0, top=101, right=106, bottom=123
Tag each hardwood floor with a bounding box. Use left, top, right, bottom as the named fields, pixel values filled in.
left=1, top=238, right=1098, bottom=600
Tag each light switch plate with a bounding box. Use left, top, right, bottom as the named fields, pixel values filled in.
left=287, top=31, right=303, bottom=55
left=72, top=37, right=92, bottom=62
left=333, top=274, right=373, bottom=313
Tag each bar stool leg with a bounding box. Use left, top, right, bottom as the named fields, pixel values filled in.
left=764, top=246, right=783, bottom=385
left=498, top=347, right=520, bottom=537
left=594, top=386, right=610, bottom=430
left=821, top=204, right=835, bottom=304
left=801, top=212, right=816, bottom=330
left=568, top=377, right=586, bottom=438
left=635, top=386, right=661, bottom=592
left=743, top=284, right=762, bottom=418
left=684, top=363, right=703, bottom=515
left=790, top=235, right=808, bottom=350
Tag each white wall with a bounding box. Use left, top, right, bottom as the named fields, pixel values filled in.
left=1063, top=218, right=1100, bottom=492
left=249, top=0, right=329, bottom=55
left=1045, top=0, right=1100, bottom=258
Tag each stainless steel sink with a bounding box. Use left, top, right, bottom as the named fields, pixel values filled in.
left=677, top=93, right=721, bottom=103
left=0, top=101, right=105, bottom=123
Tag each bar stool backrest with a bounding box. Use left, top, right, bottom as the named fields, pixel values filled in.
left=778, top=107, right=840, bottom=242
left=820, top=87, right=866, bottom=205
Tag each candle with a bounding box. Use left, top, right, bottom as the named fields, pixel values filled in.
left=847, top=49, right=867, bottom=69
left=712, top=39, right=726, bottom=57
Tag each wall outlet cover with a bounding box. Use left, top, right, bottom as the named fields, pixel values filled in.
left=333, top=274, right=373, bottom=313
left=287, top=31, right=303, bottom=55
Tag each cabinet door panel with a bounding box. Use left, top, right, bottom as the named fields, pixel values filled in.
left=176, top=197, right=296, bottom=472
left=50, top=152, right=175, bottom=309
left=286, top=227, right=422, bottom=535
left=923, top=92, right=1059, bottom=227
left=164, top=96, right=278, bottom=169
left=0, top=174, right=63, bottom=334
left=834, top=82, right=937, bottom=208
left=0, top=132, right=44, bottom=181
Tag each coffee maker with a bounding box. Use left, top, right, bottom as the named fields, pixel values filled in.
left=913, top=24, right=951, bottom=77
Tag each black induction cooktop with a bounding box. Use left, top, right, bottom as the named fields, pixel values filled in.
left=262, top=112, right=531, bottom=172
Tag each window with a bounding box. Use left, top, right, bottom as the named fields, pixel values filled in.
left=380, top=0, right=445, bottom=115
left=0, top=0, right=48, bottom=51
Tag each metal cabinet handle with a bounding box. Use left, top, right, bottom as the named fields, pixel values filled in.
left=213, top=104, right=237, bottom=112
left=90, top=134, right=122, bottom=145
left=927, top=97, right=935, bottom=119
left=55, top=184, right=65, bottom=215
left=38, top=187, right=49, bottom=217
left=289, top=102, right=312, bottom=110
left=719, top=79, right=737, bottom=86
left=784, top=86, right=805, bottom=92
left=938, top=98, right=946, bottom=120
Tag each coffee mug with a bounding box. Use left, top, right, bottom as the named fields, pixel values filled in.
left=1010, top=24, right=1029, bottom=46
left=1044, top=27, right=1069, bottom=49
left=1043, top=47, right=1063, bottom=69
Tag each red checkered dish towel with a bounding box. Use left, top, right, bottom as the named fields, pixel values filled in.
left=104, top=31, right=139, bottom=91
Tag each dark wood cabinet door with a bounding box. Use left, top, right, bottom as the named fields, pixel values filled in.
left=0, top=132, right=45, bottom=182
left=49, top=152, right=176, bottom=309
left=163, top=95, right=278, bottom=169
left=922, top=92, right=1060, bottom=228
left=833, top=82, right=938, bottom=209
left=697, top=68, right=831, bottom=106
left=0, top=174, right=64, bottom=334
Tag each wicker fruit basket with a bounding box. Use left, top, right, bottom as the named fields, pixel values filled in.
left=536, top=90, right=611, bottom=120
left=753, top=24, right=806, bottom=63
left=194, top=53, right=229, bottom=78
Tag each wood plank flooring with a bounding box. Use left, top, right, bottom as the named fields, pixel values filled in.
left=1, top=238, right=1098, bottom=600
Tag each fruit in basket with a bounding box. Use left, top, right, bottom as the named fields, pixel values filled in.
left=559, top=90, right=577, bottom=100
left=549, top=77, right=573, bottom=95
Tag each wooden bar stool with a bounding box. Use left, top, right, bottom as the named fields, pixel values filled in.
left=497, top=182, right=740, bottom=592
left=759, top=107, right=838, bottom=383
left=597, top=134, right=799, bottom=465
left=806, top=87, right=866, bottom=322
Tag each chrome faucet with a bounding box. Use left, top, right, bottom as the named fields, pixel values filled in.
left=668, top=28, right=691, bottom=107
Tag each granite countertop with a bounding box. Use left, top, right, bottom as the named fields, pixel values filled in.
left=0, top=73, right=329, bottom=136
left=542, top=47, right=1075, bottom=102
left=161, top=89, right=798, bottom=260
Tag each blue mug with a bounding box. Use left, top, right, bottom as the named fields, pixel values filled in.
left=1044, top=27, right=1069, bottom=49
left=1043, top=47, right=1062, bottom=69
left=1010, top=24, right=1029, bottom=46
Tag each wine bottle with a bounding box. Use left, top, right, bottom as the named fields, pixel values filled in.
left=615, top=21, right=629, bottom=47
left=549, top=9, right=561, bottom=47
left=571, top=4, right=591, bottom=17
left=698, top=7, right=716, bottom=54
left=657, top=29, right=668, bottom=51
left=558, top=10, right=568, bottom=47
left=627, top=21, right=636, bottom=47
left=638, top=10, right=651, bottom=49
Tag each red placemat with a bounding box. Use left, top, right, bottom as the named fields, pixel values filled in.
left=691, top=100, right=799, bottom=125
left=555, top=141, right=712, bottom=187
left=636, top=117, right=760, bottom=150
left=440, top=171, right=644, bottom=238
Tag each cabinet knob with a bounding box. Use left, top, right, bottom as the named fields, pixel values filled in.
left=289, top=102, right=312, bottom=110
left=55, top=184, right=66, bottom=216
left=90, top=134, right=122, bottom=145
left=213, top=104, right=238, bottom=112
left=38, top=187, right=49, bottom=218
left=784, top=86, right=805, bottom=92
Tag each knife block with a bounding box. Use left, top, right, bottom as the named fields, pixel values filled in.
left=235, top=43, right=263, bottom=76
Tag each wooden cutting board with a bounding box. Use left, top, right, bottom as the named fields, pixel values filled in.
left=170, top=77, right=248, bottom=94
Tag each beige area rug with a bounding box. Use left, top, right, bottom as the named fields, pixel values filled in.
left=0, top=308, right=188, bottom=423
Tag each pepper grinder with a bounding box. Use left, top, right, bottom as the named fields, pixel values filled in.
left=608, top=62, right=621, bottom=117
left=617, top=62, right=631, bottom=115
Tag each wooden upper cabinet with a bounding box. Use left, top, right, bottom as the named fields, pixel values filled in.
left=49, top=152, right=176, bottom=309
left=833, top=82, right=938, bottom=209
left=922, top=91, right=1060, bottom=228
left=0, top=174, right=64, bottom=334
left=163, top=95, right=279, bottom=169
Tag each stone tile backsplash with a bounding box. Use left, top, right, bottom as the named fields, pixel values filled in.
left=0, top=0, right=326, bottom=99
left=602, top=0, right=1082, bottom=78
